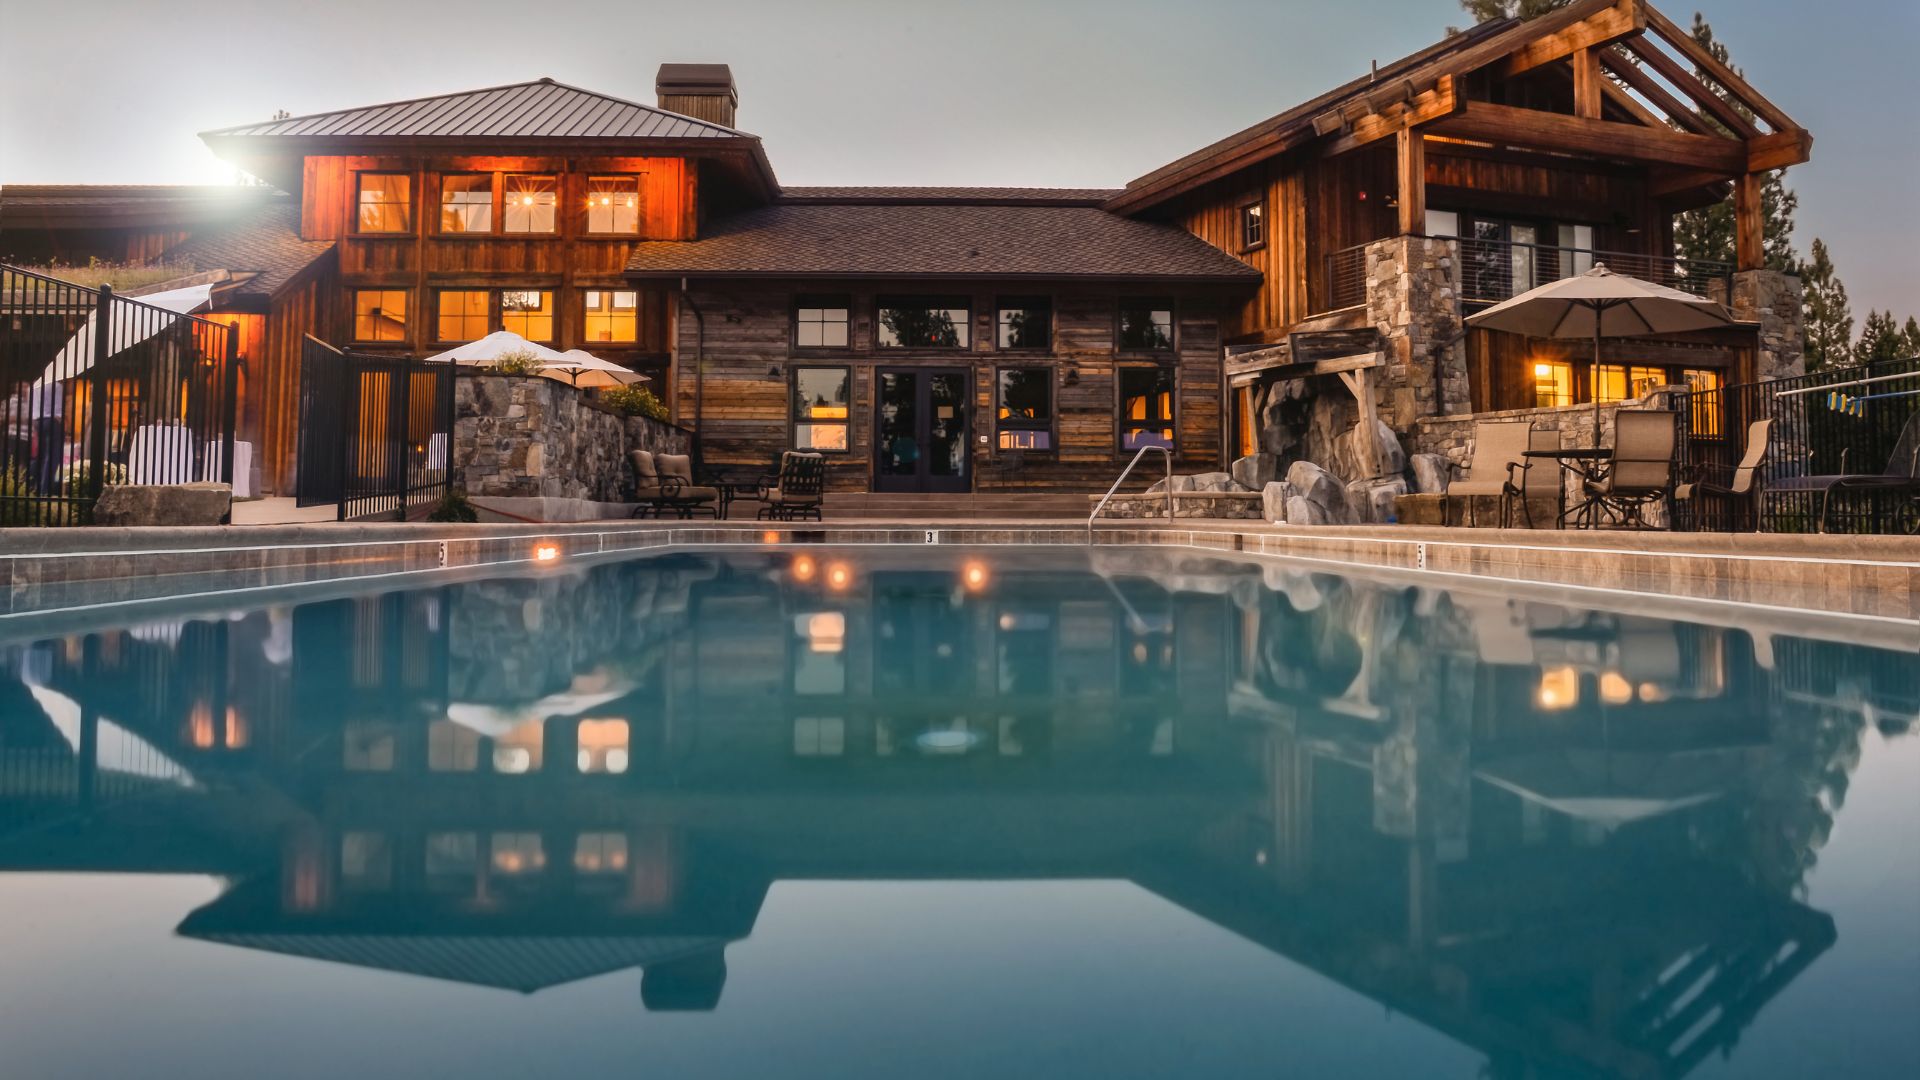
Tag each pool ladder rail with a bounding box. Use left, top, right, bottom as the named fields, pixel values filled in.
left=1088, top=445, right=1174, bottom=542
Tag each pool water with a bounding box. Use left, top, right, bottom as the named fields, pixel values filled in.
left=0, top=547, right=1915, bottom=1080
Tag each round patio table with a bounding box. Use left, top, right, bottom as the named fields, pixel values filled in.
left=1525, top=448, right=1611, bottom=529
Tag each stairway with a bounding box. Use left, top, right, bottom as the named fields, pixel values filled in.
left=816, top=491, right=1101, bottom=521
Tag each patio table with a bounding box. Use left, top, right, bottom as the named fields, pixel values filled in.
left=1525, top=448, right=1611, bottom=529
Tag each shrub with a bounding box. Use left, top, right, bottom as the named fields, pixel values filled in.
left=56, top=460, right=127, bottom=491
left=0, top=468, right=73, bottom=527
left=599, top=384, right=669, bottom=422
left=490, top=348, right=545, bottom=376
left=427, top=489, right=479, bottom=523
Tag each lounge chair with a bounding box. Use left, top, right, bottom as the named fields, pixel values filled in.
left=1579, top=410, right=1677, bottom=530
left=630, top=450, right=719, bottom=519
left=1675, top=418, right=1772, bottom=532
left=1769, top=410, right=1920, bottom=533
left=1445, top=421, right=1538, bottom=528
left=756, top=451, right=826, bottom=521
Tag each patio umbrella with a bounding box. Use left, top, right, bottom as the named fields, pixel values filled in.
left=39, top=282, right=214, bottom=384
left=420, top=329, right=569, bottom=368
left=547, top=349, right=647, bottom=388
left=1465, top=264, right=1737, bottom=441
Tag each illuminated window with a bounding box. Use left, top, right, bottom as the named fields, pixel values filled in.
left=427, top=719, right=480, bottom=772
left=1535, top=665, right=1581, bottom=711
left=574, top=832, right=629, bottom=874
left=356, top=173, right=412, bottom=233
left=792, top=366, right=850, bottom=452
left=436, top=289, right=489, bottom=342
left=500, top=289, right=554, bottom=341
left=342, top=723, right=395, bottom=771
left=1593, top=364, right=1666, bottom=404
left=439, top=173, right=492, bottom=233
left=877, top=296, right=968, bottom=348
left=1685, top=368, right=1725, bottom=437
left=1532, top=360, right=1574, bottom=408
left=586, top=175, right=640, bottom=234
left=341, top=832, right=392, bottom=891
left=352, top=289, right=409, bottom=343
left=996, top=367, right=1053, bottom=451
left=490, top=832, right=545, bottom=875
left=1119, top=366, right=1176, bottom=451
left=793, top=295, right=850, bottom=348
left=503, top=174, right=557, bottom=233
left=1118, top=298, right=1174, bottom=351
left=492, top=719, right=545, bottom=774
left=577, top=718, right=630, bottom=774
left=584, top=289, right=639, bottom=343
left=997, top=297, right=1051, bottom=350
left=1239, top=198, right=1266, bottom=251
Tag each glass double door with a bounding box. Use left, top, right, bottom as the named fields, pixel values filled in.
left=874, top=368, right=970, bottom=494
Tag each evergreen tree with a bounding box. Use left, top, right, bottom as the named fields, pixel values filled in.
left=1457, top=0, right=1571, bottom=21
left=1672, top=14, right=1799, bottom=272
left=1902, top=317, right=1920, bottom=360
left=1799, top=239, right=1854, bottom=371
left=1854, top=310, right=1906, bottom=365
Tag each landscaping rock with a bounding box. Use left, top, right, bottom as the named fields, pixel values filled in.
left=1190, top=471, right=1236, bottom=493
left=1393, top=492, right=1447, bottom=526
left=1410, top=453, right=1453, bottom=495
left=1335, top=418, right=1408, bottom=480
left=1284, top=460, right=1351, bottom=524
left=1261, top=481, right=1292, bottom=523
left=1286, top=495, right=1331, bottom=527
left=92, top=483, right=231, bottom=527
left=1347, top=477, right=1409, bottom=524
left=1144, top=474, right=1195, bottom=496
left=1231, top=453, right=1279, bottom=492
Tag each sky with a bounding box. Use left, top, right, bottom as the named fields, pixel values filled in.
left=1, top=0, right=1914, bottom=315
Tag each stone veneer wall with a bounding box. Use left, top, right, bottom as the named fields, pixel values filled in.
left=1712, top=269, right=1806, bottom=382
left=1407, top=387, right=1676, bottom=464
left=1364, top=236, right=1471, bottom=427
left=454, top=375, right=691, bottom=503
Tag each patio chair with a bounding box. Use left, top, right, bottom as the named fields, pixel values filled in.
left=1770, top=409, right=1920, bottom=533
left=1675, top=418, right=1772, bottom=532
left=630, top=450, right=719, bottom=519
left=756, top=451, right=826, bottom=522
left=1579, top=410, right=1677, bottom=530
left=1444, top=421, right=1537, bottom=528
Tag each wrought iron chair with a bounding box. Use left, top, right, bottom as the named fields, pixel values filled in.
left=1770, top=410, right=1920, bottom=533
left=1444, top=421, right=1538, bottom=528
left=1675, top=418, right=1772, bottom=532
left=630, top=450, right=719, bottom=519
left=1579, top=410, right=1678, bottom=530
left=757, top=451, right=826, bottom=521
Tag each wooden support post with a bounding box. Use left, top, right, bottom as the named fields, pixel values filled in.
left=1572, top=46, right=1602, bottom=119
left=1734, top=172, right=1764, bottom=272
left=1338, top=368, right=1381, bottom=478
left=1396, top=128, right=1425, bottom=237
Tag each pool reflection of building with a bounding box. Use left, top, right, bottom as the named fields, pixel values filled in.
left=1, top=551, right=1912, bottom=1076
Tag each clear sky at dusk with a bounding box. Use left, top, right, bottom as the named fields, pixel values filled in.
left=1, top=0, right=1913, bottom=314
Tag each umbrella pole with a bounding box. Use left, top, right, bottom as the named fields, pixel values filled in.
left=1592, top=315, right=1603, bottom=447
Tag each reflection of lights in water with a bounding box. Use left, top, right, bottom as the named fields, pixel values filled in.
left=1536, top=666, right=1580, bottom=711
left=762, top=530, right=781, bottom=544
left=225, top=706, right=248, bottom=749
left=916, top=727, right=980, bottom=755
left=826, top=563, right=853, bottom=591
left=935, top=642, right=952, bottom=659
left=791, top=555, right=817, bottom=583
left=1255, top=850, right=1269, bottom=867
left=806, top=611, right=846, bottom=653
left=962, top=560, right=989, bottom=592
left=189, top=701, right=215, bottom=748
left=577, top=719, right=630, bottom=774
left=998, top=612, right=1017, bottom=631
left=1132, top=641, right=1149, bottom=664
left=1599, top=671, right=1634, bottom=705
left=1638, top=682, right=1669, bottom=704
left=533, top=543, right=560, bottom=562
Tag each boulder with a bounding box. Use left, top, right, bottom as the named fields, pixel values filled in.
left=1144, top=474, right=1195, bottom=496
left=92, top=483, right=231, bottom=527
left=1231, top=453, right=1279, bottom=492
left=1410, top=453, right=1454, bottom=495
left=1285, top=495, right=1331, bottom=527
left=1346, top=477, right=1409, bottom=524
left=1261, top=481, right=1292, bottom=523
left=1190, top=471, right=1236, bottom=493
left=1334, top=418, right=1408, bottom=480
left=1284, top=460, right=1352, bottom=524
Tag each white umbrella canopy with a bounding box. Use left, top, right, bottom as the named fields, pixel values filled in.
left=40, top=282, right=214, bottom=384
left=547, top=349, right=647, bottom=387
left=1466, top=264, right=1738, bottom=439
left=420, top=329, right=568, bottom=367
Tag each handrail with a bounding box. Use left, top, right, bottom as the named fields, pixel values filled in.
left=1088, top=444, right=1173, bottom=542
left=1773, top=369, right=1920, bottom=398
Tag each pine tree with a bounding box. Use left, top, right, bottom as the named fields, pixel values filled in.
left=1854, top=311, right=1906, bottom=365
left=1902, top=317, right=1920, bottom=359
left=1799, top=239, right=1853, bottom=371
left=1672, top=14, right=1799, bottom=272
left=1457, top=0, right=1572, bottom=21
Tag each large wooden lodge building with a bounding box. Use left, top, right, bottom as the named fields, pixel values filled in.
left=0, top=0, right=1809, bottom=498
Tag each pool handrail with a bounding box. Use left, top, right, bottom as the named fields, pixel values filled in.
left=1088, top=444, right=1174, bottom=542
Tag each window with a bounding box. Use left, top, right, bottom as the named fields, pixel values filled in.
left=1119, top=366, right=1175, bottom=451
left=1425, top=209, right=1460, bottom=238
left=997, top=297, right=1051, bottom=350
left=500, top=289, right=554, bottom=341
left=427, top=719, right=480, bottom=772
left=574, top=832, right=629, bottom=874
left=996, top=367, right=1053, bottom=451
left=586, top=175, right=641, bottom=234
left=792, top=366, right=850, bottom=452
left=439, top=173, right=492, bottom=233
left=1592, top=364, right=1666, bottom=404
left=436, top=289, right=489, bottom=342
left=1239, top=198, right=1266, bottom=251
left=576, top=718, right=629, bottom=774
left=503, top=174, right=557, bottom=233
left=584, top=289, right=639, bottom=343
left=341, top=832, right=392, bottom=891
left=793, top=295, right=850, bottom=349
left=352, top=289, right=409, bottom=343
left=1118, top=298, right=1174, bottom=351
left=877, top=296, right=969, bottom=348
left=356, top=173, right=412, bottom=233
left=1533, top=360, right=1575, bottom=408
left=1684, top=368, right=1724, bottom=438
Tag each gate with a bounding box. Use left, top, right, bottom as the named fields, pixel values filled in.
left=295, top=337, right=456, bottom=521
left=1, top=265, right=239, bottom=526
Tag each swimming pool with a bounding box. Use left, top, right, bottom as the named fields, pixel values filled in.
left=0, top=547, right=1915, bottom=1079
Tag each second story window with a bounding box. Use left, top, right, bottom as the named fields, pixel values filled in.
left=586, top=176, right=641, bottom=234
left=356, top=174, right=412, bottom=234
left=584, top=289, right=639, bottom=343
left=500, top=289, right=554, bottom=341
left=997, top=297, right=1051, bottom=350
left=504, top=175, right=557, bottom=234
left=436, top=290, right=490, bottom=342
left=1239, top=198, right=1265, bottom=251
left=793, top=295, right=850, bottom=349
left=353, top=289, right=409, bottom=343
left=1118, top=298, right=1174, bottom=352
left=439, top=174, right=493, bottom=233
left=877, top=296, right=969, bottom=349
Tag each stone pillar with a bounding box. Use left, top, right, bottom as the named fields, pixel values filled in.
left=1364, top=235, right=1470, bottom=430
left=1726, top=269, right=1806, bottom=381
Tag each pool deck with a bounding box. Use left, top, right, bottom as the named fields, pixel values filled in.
left=3, top=519, right=1916, bottom=643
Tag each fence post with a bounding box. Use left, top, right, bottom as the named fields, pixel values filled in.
left=85, top=285, right=113, bottom=516
left=221, top=321, right=240, bottom=493
left=336, top=353, right=354, bottom=523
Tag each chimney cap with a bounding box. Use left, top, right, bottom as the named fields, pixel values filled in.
left=656, top=63, right=736, bottom=98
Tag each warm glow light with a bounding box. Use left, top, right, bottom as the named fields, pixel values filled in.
left=826, top=563, right=853, bottom=591
left=225, top=706, right=248, bottom=749
left=1534, top=363, right=1554, bottom=379
left=1535, top=665, right=1580, bottom=711
left=762, top=530, right=781, bottom=544
left=962, top=560, right=990, bottom=592
left=806, top=611, right=846, bottom=653
left=188, top=701, right=215, bottom=749
left=534, top=543, right=560, bottom=562
left=791, top=554, right=817, bottom=582
left=1599, top=671, right=1634, bottom=705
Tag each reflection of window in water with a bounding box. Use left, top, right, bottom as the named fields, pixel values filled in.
left=490, top=832, right=545, bottom=875
left=341, top=832, right=391, bottom=891
left=492, top=720, right=544, bottom=774
left=574, top=832, right=628, bottom=874
left=342, top=723, right=396, bottom=771
left=793, top=612, right=846, bottom=695
left=794, top=716, right=845, bottom=757
left=996, top=608, right=1054, bottom=696
left=428, top=719, right=480, bottom=772
left=576, top=718, right=629, bottom=774
left=425, top=831, right=478, bottom=890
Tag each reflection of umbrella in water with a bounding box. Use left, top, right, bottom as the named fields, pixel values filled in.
left=1476, top=747, right=1752, bottom=832
left=25, top=682, right=196, bottom=788
left=445, top=678, right=633, bottom=739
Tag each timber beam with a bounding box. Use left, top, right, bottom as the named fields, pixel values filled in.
left=1643, top=3, right=1798, bottom=133
left=1500, top=0, right=1646, bottom=77
left=1320, top=77, right=1459, bottom=157
left=1597, top=46, right=1722, bottom=137
left=1429, top=100, right=1746, bottom=171
left=1748, top=128, right=1813, bottom=173
left=1623, top=37, right=1762, bottom=139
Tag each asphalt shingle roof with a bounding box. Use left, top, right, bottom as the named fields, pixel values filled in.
left=161, top=198, right=335, bottom=298
left=625, top=203, right=1260, bottom=283
left=780, top=187, right=1123, bottom=206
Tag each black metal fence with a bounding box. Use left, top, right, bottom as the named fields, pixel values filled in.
left=1, top=265, right=238, bottom=526
left=296, top=336, right=455, bottom=521
left=1673, top=358, right=1920, bottom=533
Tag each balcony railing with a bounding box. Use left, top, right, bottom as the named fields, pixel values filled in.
left=1317, top=236, right=1734, bottom=314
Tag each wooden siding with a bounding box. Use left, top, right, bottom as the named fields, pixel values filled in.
left=674, top=284, right=1226, bottom=493
left=261, top=256, right=340, bottom=494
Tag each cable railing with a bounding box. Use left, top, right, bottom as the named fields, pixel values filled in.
left=1315, top=237, right=1734, bottom=314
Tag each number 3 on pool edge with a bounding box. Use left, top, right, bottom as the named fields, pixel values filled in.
left=925, top=530, right=938, bottom=544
